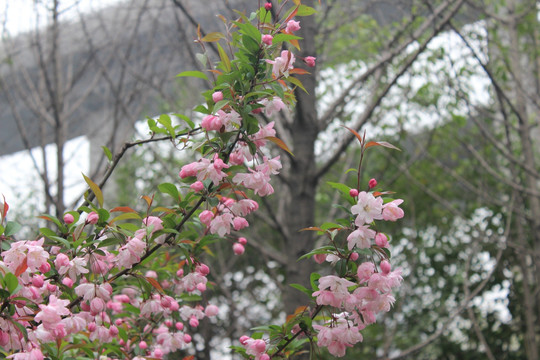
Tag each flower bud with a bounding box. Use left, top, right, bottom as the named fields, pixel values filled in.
left=184, top=334, right=192, bottom=343
left=375, top=233, right=388, bottom=248
left=63, top=213, right=74, bottom=224
left=212, top=91, right=223, bottom=102
left=109, top=325, right=119, bottom=336
left=233, top=243, right=245, bottom=255
left=264, top=2, right=272, bottom=10
left=349, top=189, right=359, bottom=197
left=189, top=316, right=199, bottom=328
left=350, top=252, right=359, bottom=261
left=238, top=237, right=247, bottom=245
left=304, top=56, right=316, bottom=67
left=199, top=210, right=214, bottom=226
left=190, top=181, right=204, bottom=192
left=87, top=211, right=99, bottom=225
left=368, top=178, right=377, bottom=189
left=239, top=335, right=250, bottom=345
left=175, top=322, right=184, bottom=331
left=313, top=253, right=326, bottom=264
left=39, top=262, right=51, bottom=274
left=196, top=263, right=210, bottom=275
left=205, top=304, right=219, bottom=317
left=262, top=34, right=273, bottom=46
left=380, top=260, right=392, bottom=275
left=62, top=277, right=74, bottom=288
left=32, top=275, right=45, bottom=288
left=139, top=341, right=148, bottom=350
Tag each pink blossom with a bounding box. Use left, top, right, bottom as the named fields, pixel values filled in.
left=357, top=262, right=375, bottom=283
left=382, top=199, right=404, bottom=221
left=304, top=56, right=316, bottom=67
left=262, top=34, right=273, bottom=46
left=233, top=169, right=274, bottom=196
left=196, top=263, right=210, bottom=276
left=266, top=50, right=295, bottom=78
left=35, top=295, right=71, bottom=330
left=212, top=91, right=223, bottom=102
left=259, top=96, right=286, bottom=116
left=313, top=253, right=327, bottom=264
left=217, top=109, right=242, bottom=131
left=231, top=199, right=259, bottom=216
left=199, top=210, right=214, bottom=225
left=209, top=212, right=234, bottom=237
left=351, top=191, right=383, bottom=225
left=205, top=304, right=219, bottom=317
left=286, top=20, right=301, bottom=33
left=143, top=216, right=163, bottom=232
left=346, top=225, right=376, bottom=250
left=201, top=114, right=222, bottom=131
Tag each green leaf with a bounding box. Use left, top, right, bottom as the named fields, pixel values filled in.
left=310, top=272, right=321, bottom=291
left=289, top=283, right=312, bottom=296
left=173, top=113, right=195, bottom=129
left=234, top=21, right=261, bottom=42
left=287, top=76, right=308, bottom=93
left=176, top=70, right=208, bottom=80
left=4, top=221, right=21, bottom=237
left=296, top=5, right=317, bottom=16
left=158, top=114, right=176, bottom=138
left=82, top=173, right=103, bottom=208
left=3, top=273, right=19, bottom=294
left=158, top=183, right=180, bottom=201
left=12, top=320, right=28, bottom=342
left=101, top=146, right=113, bottom=162
left=272, top=33, right=303, bottom=44
left=217, top=43, right=232, bottom=72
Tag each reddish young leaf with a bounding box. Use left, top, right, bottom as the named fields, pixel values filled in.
left=289, top=68, right=310, bottom=75
left=284, top=6, right=299, bottom=24
left=15, top=258, right=28, bottom=277
left=183, top=356, right=195, bottom=360
left=110, top=206, right=137, bottom=213
left=266, top=136, right=294, bottom=156
left=341, top=125, right=363, bottom=145
left=0, top=195, right=8, bottom=220
left=300, top=227, right=323, bottom=232
left=141, top=195, right=154, bottom=207
left=145, top=277, right=164, bottom=293
left=364, top=141, right=401, bottom=151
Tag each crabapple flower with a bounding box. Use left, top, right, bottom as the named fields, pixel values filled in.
left=351, top=191, right=383, bottom=225
left=233, top=217, right=249, bottom=231
left=313, top=319, right=364, bottom=357
left=216, top=109, right=241, bottom=131
left=201, top=114, right=222, bottom=131
left=34, top=295, right=71, bottom=330
left=266, top=50, right=295, bottom=78
left=264, top=2, right=272, bottom=10
left=382, top=199, right=404, bottom=221
left=375, top=232, right=388, bottom=247
left=346, top=225, right=376, bottom=250
left=259, top=96, right=285, bottom=116
left=368, top=178, right=377, bottom=189
left=209, top=212, right=234, bottom=237
left=190, top=181, right=204, bottom=192
left=304, top=56, right=316, bottom=67
left=286, top=20, right=301, bottom=33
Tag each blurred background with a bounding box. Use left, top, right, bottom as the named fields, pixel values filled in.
left=0, top=0, right=538, bottom=359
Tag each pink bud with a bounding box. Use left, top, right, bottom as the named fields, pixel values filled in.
left=62, top=277, right=74, bottom=288
left=196, top=263, right=210, bottom=276
left=190, top=181, right=204, bottom=192
left=39, top=262, right=51, bottom=273
left=161, top=297, right=171, bottom=308
left=251, top=107, right=263, bottom=114
left=238, top=237, right=247, bottom=245
left=304, top=56, right=316, bottom=67
left=264, top=2, right=272, bottom=10
left=63, top=213, right=74, bottom=224
left=375, top=233, right=388, bottom=248
left=154, top=348, right=163, bottom=359
left=199, top=210, right=214, bottom=226
left=313, top=253, right=326, bottom=264
left=109, top=325, right=119, bottom=336
left=380, top=260, right=392, bottom=275
left=239, top=335, right=250, bottom=345
left=176, top=268, right=184, bottom=277
left=253, top=339, right=267, bottom=353
left=87, top=211, right=99, bottom=225
left=46, top=283, right=57, bottom=292
left=184, top=334, right=192, bottom=343
left=81, top=302, right=90, bottom=311
left=205, top=304, right=219, bottom=317
left=350, top=252, right=359, bottom=261
left=169, top=301, right=179, bottom=311
left=0, top=331, right=9, bottom=346
left=233, top=217, right=249, bottom=231
left=115, top=319, right=123, bottom=326
left=196, top=282, right=206, bottom=292
left=32, top=275, right=44, bottom=288
left=175, top=322, right=184, bottom=331
left=139, top=341, right=148, bottom=350
left=368, top=178, right=377, bottom=189
left=164, top=319, right=173, bottom=327
left=90, top=298, right=105, bottom=314
left=212, top=91, right=224, bottom=102
left=349, top=189, right=359, bottom=197
left=88, top=322, right=97, bottom=332
left=262, top=34, right=273, bottom=46
left=260, top=355, right=270, bottom=360
left=233, top=243, right=245, bottom=255
left=189, top=316, right=199, bottom=328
